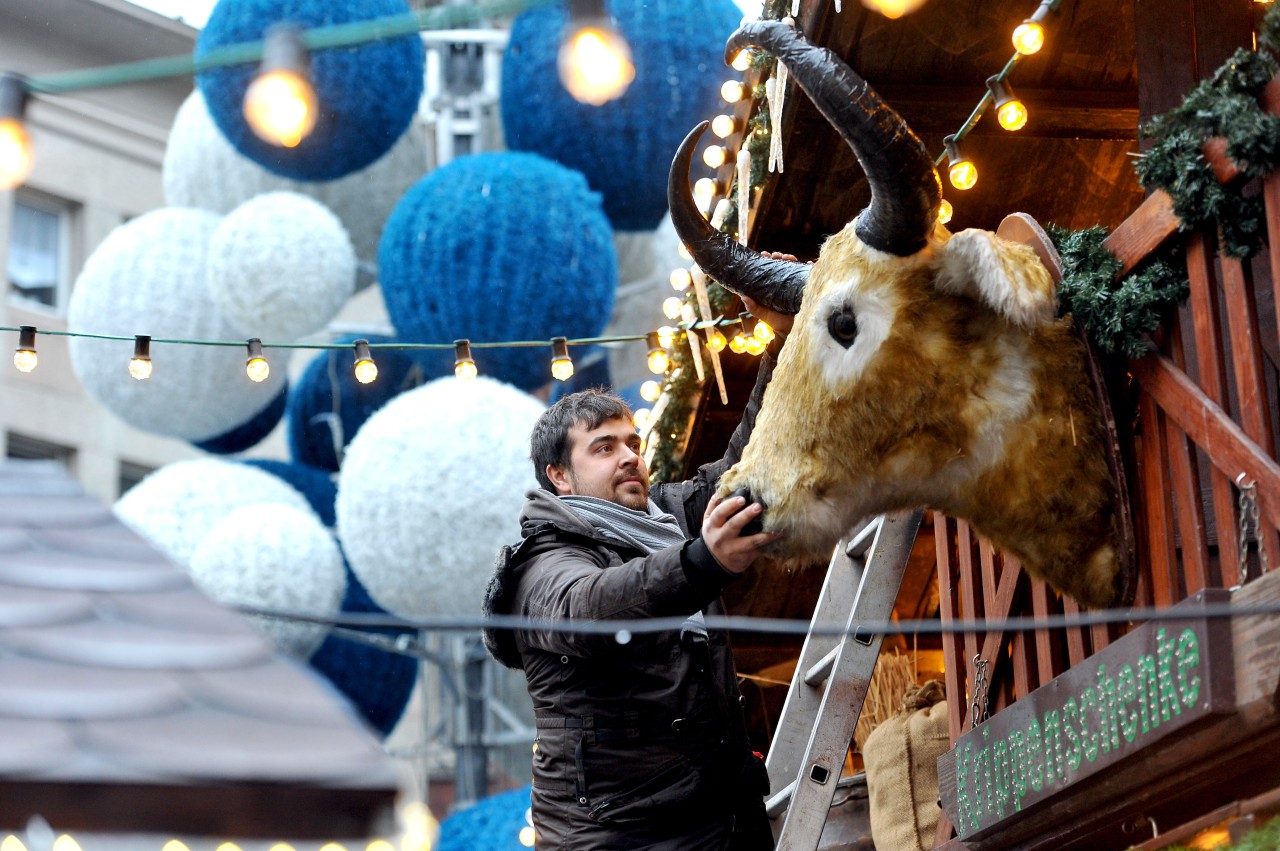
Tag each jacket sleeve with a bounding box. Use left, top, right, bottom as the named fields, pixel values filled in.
left=513, top=536, right=735, bottom=658
left=655, top=335, right=785, bottom=533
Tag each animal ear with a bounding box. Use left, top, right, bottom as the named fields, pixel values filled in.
left=934, top=228, right=1057, bottom=329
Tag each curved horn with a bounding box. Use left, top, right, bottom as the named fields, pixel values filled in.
left=667, top=122, right=808, bottom=315
left=727, top=21, right=940, bottom=256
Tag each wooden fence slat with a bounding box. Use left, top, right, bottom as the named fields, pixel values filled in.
left=1029, top=579, right=1056, bottom=687
left=935, top=513, right=965, bottom=744
left=956, top=520, right=981, bottom=732
left=1102, top=189, right=1179, bottom=276
left=960, top=562, right=1025, bottom=731
left=1166, top=412, right=1210, bottom=594
left=1060, top=595, right=1088, bottom=667
left=1138, top=391, right=1180, bottom=605
left=1186, top=232, right=1243, bottom=584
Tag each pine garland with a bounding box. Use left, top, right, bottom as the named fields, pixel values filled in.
left=1135, top=4, right=1280, bottom=259
left=1049, top=225, right=1189, bottom=359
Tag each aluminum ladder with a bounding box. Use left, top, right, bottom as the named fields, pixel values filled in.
left=763, top=509, right=923, bottom=849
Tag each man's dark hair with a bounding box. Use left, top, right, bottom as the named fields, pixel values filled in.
left=530, top=388, right=634, bottom=492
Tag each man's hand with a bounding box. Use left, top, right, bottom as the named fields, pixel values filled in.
left=701, top=492, right=782, bottom=574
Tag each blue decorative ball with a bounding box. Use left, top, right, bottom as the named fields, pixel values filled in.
left=378, top=153, right=617, bottom=391
left=193, top=383, right=288, bottom=455
left=242, top=459, right=337, bottom=526
left=286, top=336, right=431, bottom=472
left=501, top=0, right=742, bottom=231
left=309, top=564, right=417, bottom=736
left=436, top=785, right=533, bottom=851
left=195, top=0, right=424, bottom=182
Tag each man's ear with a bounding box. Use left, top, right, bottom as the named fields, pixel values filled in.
left=545, top=464, right=573, bottom=495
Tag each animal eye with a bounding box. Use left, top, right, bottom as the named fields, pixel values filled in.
left=827, top=307, right=858, bottom=349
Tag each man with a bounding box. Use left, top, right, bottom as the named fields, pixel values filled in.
left=483, top=305, right=790, bottom=851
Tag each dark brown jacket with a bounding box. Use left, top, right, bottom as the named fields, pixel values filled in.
left=483, top=352, right=779, bottom=850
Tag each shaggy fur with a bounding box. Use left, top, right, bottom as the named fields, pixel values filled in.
left=720, top=223, right=1121, bottom=609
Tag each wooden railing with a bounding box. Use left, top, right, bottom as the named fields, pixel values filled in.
left=932, top=77, right=1280, bottom=847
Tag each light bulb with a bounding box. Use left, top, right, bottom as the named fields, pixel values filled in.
left=669, top=268, right=693, bottom=291
left=711, top=114, right=736, bottom=138
left=677, top=242, right=693, bottom=261
left=662, top=296, right=684, bottom=320
left=366, top=842, right=397, bottom=851
left=454, top=339, right=477, bottom=379
left=744, top=335, right=767, bottom=356
left=647, top=348, right=670, bottom=375
left=352, top=339, right=377, bottom=384
left=949, top=160, right=977, bottom=190
left=706, top=328, right=727, bottom=352
left=2, top=836, right=28, bottom=851
left=729, top=331, right=748, bottom=354
left=269, top=845, right=297, bottom=851
left=129, top=357, right=152, bottom=380
left=1012, top=20, right=1045, bottom=55
left=693, top=176, right=716, bottom=205
left=730, top=49, right=751, bottom=71
left=633, top=407, right=651, bottom=430
left=243, top=70, right=317, bottom=147
left=656, top=326, right=675, bottom=348
left=317, top=844, right=346, bottom=851
left=161, top=843, right=189, bottom=851
left=702, top=145, right=727, bottom=169
left=640, top=379, right=662, bottom=402
left=862, top=0, right=928, bottom=17
left=550, top=337, right=574, bottom=381
left=720, top=80, right=746, bottom=103
left=997, top=99, right=1028, bottom=131
left=50, top=837, right=80, bottom=851
left=753, top=320, right=775, bottom=344
left=13, top=325, right=36, bottom=373
left=938, top=198, right=953, bottom=224
left=0, top=117, right=32, bottom=190
left=245, top=338, right=269, bottom=382
left=558, top=25, right=635, bottom=105
left=519, top=826, right=536, bottom=847
left=215, top=844, right=243, bottom=851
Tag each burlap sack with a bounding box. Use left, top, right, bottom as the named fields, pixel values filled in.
left=862, top=680, right=949, bottom=851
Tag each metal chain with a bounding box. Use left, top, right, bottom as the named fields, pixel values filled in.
left=969, top=654, right=990, bottom=727
left=1236, top=474, right=1271, bottom=586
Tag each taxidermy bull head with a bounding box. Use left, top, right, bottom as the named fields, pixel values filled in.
left=670, top=21, right=1123, bottom=609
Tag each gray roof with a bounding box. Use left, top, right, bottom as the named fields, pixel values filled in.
left=0, top=460, right=402, bottom=840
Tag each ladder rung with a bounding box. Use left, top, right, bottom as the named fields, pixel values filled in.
left=844, top=517, right=880, bottom=559
left=803, top=646, right=838, bottom=687
left=765, top=772, right=868, bottom=819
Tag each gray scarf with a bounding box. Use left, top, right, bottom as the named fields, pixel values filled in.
left=558, top=495, right=708, bottom=640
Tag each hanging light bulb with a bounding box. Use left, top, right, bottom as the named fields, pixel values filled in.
left=160, top=842, right=190, bottom=851
left=13, top=325, right=36, bottom=373
left=50, top=837, right=81, bottom=851
left=243, top=24, right=318, bottom=148
left=753, top=319, right=775, bottom=344
left=711, top=114, right=737, bottom=138
left=743, top=335, right=767, bottom=356
left=633, top=407, right=651, bottom=430
left=245, top=338, right=270, bottom=382
left=861, top=0, right=928, bottom=18
left=677, top=241, right=693, bottom=261
left=706, top=328, right=727, bottom=353
left=944, top=135, right=977, bottom=190
left=702, top=145, right=727, bottom=169
left=669, top=267, right=693, bottom=291
left=938, top=198, right=953, bottom=225
left=518, top=826, right=536, bottom=848
left=640, top=379, right=662, bottom=402
left=128, top=334, right=152, bottom=380
left=656, top=325, right=675, bottom=349
left=720, top=80, right=746, bottom=103
left=987, top=76, right=1027, bottom=131
left=365, top=842, right=396, bottom=851
left=352, top=338, right=378, bottom=384
left=2, top=835, right=28, bottom=851
left=662, top=296, right=684, bottom=320
left=0, top=73, right=32, bottom=191
left=693, top=177, right=717, bottom=209
left=550, top=336, right=574, bottom=381
left=1012, top=19, right=1046, bottom=55
left=730, top=49, right=752, bottom=72
left=454, top=339, right=477, bottom=380
left=558, top=0, right=635, bottom=105
left=645, top=330, right=669, bottom=375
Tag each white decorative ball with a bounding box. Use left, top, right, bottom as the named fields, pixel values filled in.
left=67, top=208, right=289, bottom=443
left=115, top=458, right=314, bottom=567
left=189, top=503, right=347, bottom=659
left=336, top=376, right=544, bottom=619
left=163, top=90, right=428, bottom=288
left=209, top=192, right=356, bottom=340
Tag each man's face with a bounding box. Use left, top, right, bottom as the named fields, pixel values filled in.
left=547, top=415, right=649, bottom=510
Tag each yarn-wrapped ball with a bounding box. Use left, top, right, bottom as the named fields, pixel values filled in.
left=501, top=0, right=741, bottom=231
left=336, top=376, right=544, bottom=619
left=67, top=208, right=289, bottom=443
left=163, top=91, right=427, bottom=289
left=195, top=0, right=424, bottom=182
left=378, top=153, right=616, bottom=391
left=208, top=192, right=356, bottom=340
left=194, top=384, right=288, bottom=455
left=286, top=336, right=431, bottom=472
left=115, top=458, right=314, bottom=567
left=243, top=458, right=338, bottom=526
left=436, top=785, right=533, bottom=851
left=309, top=567, right=417, bottom=736
left=189, top=503, right=346, bottom=658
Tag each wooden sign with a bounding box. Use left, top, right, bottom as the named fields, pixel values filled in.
left=937, top=589, right=1234, bottom=840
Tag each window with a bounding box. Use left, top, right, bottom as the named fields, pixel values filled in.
left=8, top=192, right=73, bottom=312
left=117, top=460, right=154, bottom=497
left=6, top=432, right=77, bottom=473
